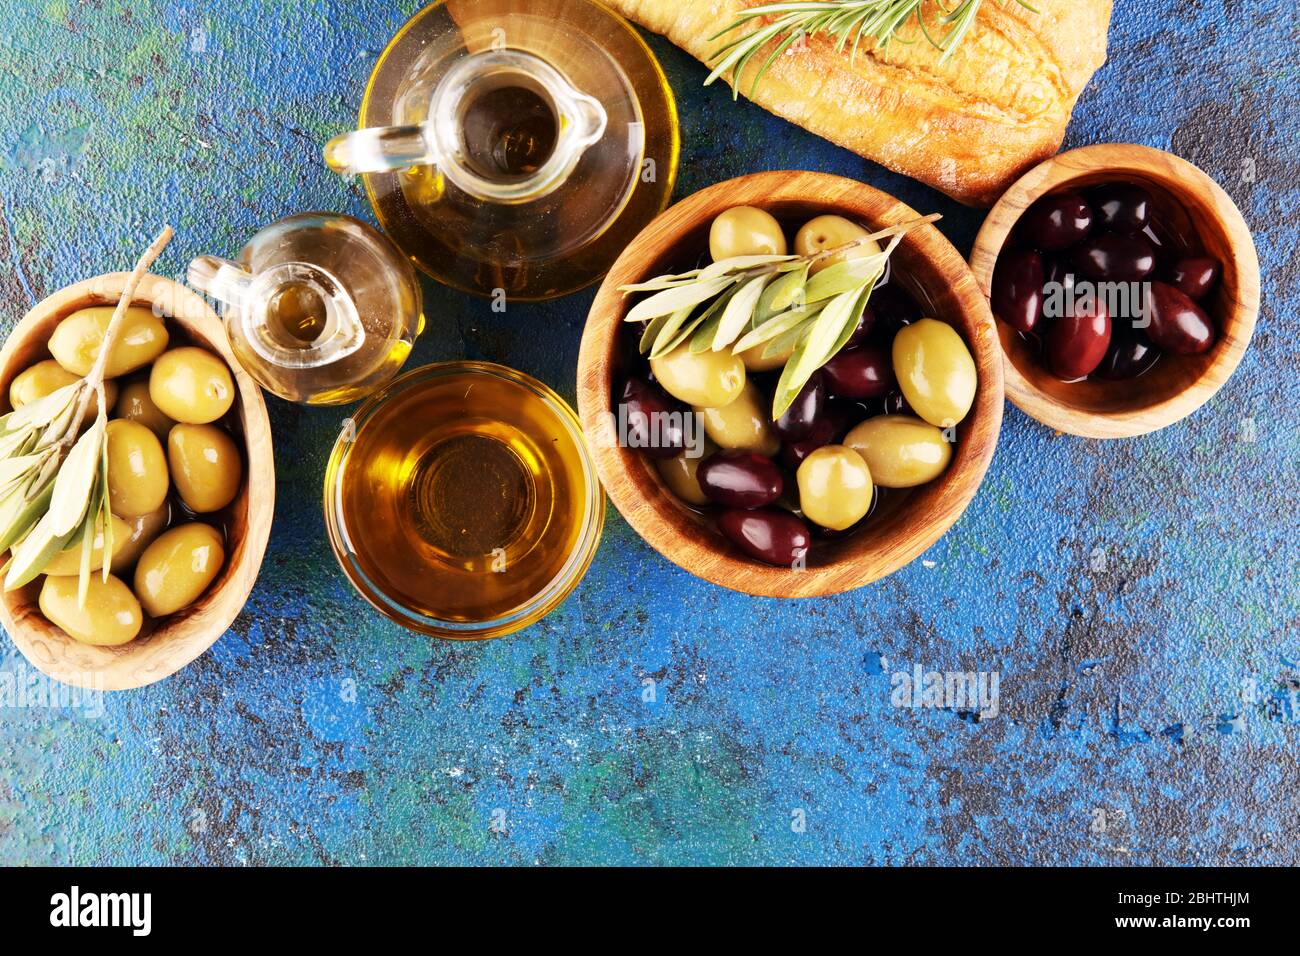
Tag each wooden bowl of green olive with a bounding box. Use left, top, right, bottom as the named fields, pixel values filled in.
left=0, top=273, right=273, bottom=690
left=578, top=171, right=1003, bottom=598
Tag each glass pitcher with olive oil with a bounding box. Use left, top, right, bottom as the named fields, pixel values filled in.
left=323, top=0, right=679, bottom=301
left=188, top=213, right=423, bottom=406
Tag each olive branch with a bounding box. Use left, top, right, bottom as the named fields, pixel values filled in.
left=0, top=226, right=173, bottom=606
left=618, top=213, right=939, bottom=420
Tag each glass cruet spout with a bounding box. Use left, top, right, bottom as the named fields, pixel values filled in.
left=324, top=48, right=607, bottom=204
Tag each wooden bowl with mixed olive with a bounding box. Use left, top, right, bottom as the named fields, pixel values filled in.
left=0, top=273, right=273, bottom=690
left=577, top=171, right=1003, bottom=598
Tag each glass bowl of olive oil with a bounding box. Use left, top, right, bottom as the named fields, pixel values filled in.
left=324, top=362, right=603, bottom=639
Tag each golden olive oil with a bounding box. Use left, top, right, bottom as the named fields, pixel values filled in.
left=328, top=364, right=601, bottom=634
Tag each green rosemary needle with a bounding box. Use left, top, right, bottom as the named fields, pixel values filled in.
left=707, top=0, right=1037, bottom=98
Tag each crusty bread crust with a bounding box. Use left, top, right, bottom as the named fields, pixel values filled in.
left=607, top=0, right=1112, bottom=205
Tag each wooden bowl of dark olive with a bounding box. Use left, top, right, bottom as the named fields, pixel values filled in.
left=970, top=144, right=1260, bottom=439
left=0, top=273, right=274, bottom=690
left=577, top=171, right=1003, bottom=598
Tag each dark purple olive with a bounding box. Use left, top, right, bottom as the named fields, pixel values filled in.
left=1019, top=191, right=1093, bottom=251
left=698, top=451, right=783, bottom=508
left=881, top=390, right=912, bottom=415
left=1072, top=233, right=1156, bottom=281
left=1094, top=326, right=1161, bottom=380
left=780, top=408, right=848, bottom=470
left=1044, top=298, right=1111, bottom=380
left=1043, top=256, right=1077, bottom=294
left=1145, top=281, right=1215, bottom=355
left=868, top=284, right=920, bottom=342
left=822, top=345, right=894, bottom=399
left=617, top=376, right=685, bottom=459
left=773, top=371, right=824, bottom=441
left=844, top=304, right=876, bottom=349
left=824, top=396, right=876, bottom=425
left=992, top=247, right=1045, bottom=332
left=1041, top=257, right=1077, bottom=322
left=1086, top=183, right=1151, bottom=235
left=718, top=508, right=811, bottom=567
left=1169, top=256, right=1221, bottom=301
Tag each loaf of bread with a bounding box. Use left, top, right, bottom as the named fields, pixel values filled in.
left=606, top=0, right=1112, bottom=205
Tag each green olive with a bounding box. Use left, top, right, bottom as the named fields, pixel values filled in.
left=796, top=444, right=873, bottom=531
left=12, top=360, right=68, bottom=407
left=37, top=514, right=132, bottom=576
left=168, top=423, right=242, bottom=513
left=133, top=522, right=224, bottom=617
left=110, top=501, right=172, bottom=574
left=106, top=419, right=169, bottom=518
left=649, top=344, right=745, bottom=409
left=794, top=215, right=882, bottom=275
left=696, top=381, right=778, bottom=455
left=736, top=337, right=794, bottom=373
left=149, top=347, right=235, bottom=425
left=709, top=206, right=787, bottom=261
left=39, top=573, right=142, bottom=646
left=655, top=441, right=714, bottom=506
left=47, top=306, right=168, bottom=378
left=9, top=360, right=120, bottom=411
left=844, top=415, right=953, bottom=488
left=115, top=379, right=175, bottom=440
left=891, top=318, right=977, bottom=427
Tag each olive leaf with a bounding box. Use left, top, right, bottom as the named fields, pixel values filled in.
left=752, top=262, right=809, bottom=329
left=651, top=287, right=735, bottom=358
left=712, top=273, right=772, bottom=351
left=0, top=477, right=54, bottom=554
left=769, top=261, right=810, bottom=311
left=618, top=266, right=707, bottom=293
left=698, top=253, right=798, bottom=280
left=639, top=311, right=674, bottom=354
left=624, top=275, right=738, bottom=325
left=772, top=284, right=870, bottom=419
left=828, top=278, right=878, bottom=359
left=689, top=284, right=745, bottom=354
left=803, top=253, right=886, bottom=303
left=732, top=299, right=826, bottom=355
left=646, top=305, right=697, bottom=359
left=762, top=321, right=812, bottom=360
left=6, top=416, right=105, bottom=591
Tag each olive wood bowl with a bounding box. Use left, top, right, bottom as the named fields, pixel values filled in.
left=0, top=273, right=274, bottom=690
left=969, top=144, right=1260, bottom=439
left=577, top=171, right=1004, bottom=598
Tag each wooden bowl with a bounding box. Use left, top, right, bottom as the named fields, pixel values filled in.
left=969, top=144, right=1261, bottom=438
left=0, top=273, right=274, bottom=690
left=577, top=171, right=1004, bottom=598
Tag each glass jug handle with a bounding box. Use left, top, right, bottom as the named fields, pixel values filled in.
left=323, top=125, right=436, bottom=176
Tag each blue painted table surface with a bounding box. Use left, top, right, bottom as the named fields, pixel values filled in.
left=0, top=0, right=1296, bottom=866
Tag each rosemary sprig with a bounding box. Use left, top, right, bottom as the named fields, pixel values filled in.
left=0, top=226, right=173, bottom=604
left=707, top=0, right=1037, bottom=98
left=619, top=213, right=940, bottom=420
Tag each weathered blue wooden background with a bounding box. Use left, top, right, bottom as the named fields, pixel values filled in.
left=0, top=0, right=1295, bottom=865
